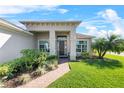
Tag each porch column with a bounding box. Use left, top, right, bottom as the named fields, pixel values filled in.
left=49, top=30, right=56, bottom=55
left=88, top=39, right=92, bottom=57
left=70, top=29, right=76, bottom=60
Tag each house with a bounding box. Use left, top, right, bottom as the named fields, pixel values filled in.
left=0, top=18, right=92, bottom=63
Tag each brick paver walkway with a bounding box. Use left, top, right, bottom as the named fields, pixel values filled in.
left=18, top=63, right=70, bottom=88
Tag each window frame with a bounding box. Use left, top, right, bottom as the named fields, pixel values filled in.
left=38, top=39, right=49, bottom=52
left=76, top=40, right=87, bottom=53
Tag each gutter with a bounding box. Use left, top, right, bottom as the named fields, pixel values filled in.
left=0, top=18, right=33, bottom=35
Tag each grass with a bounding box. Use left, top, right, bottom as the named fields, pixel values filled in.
left=48, top=54, right=124, bottom=88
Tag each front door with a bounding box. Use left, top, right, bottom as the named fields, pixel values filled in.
left=59, top=40, right=65, bottom=56
left=57, top=36, right=67, bottom=57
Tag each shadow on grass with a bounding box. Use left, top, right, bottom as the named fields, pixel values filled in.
left=83, top=58, right=123, bottom=69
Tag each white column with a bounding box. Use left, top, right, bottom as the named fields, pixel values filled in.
left=88, top=39, right=92, bottom=57
left=49, top=30, right=56, bottom=55
left=70, top=29, right=76, bottom=60
left=87, top=39, right=90, bottom=52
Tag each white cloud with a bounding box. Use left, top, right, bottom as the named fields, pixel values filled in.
left=0, top=5, right=69, bottom=15
left=79, top=22, right=105, bottom=37
left=98, top=9, right=120, bottom=22
left=58, top=9, right=69, bottom=14
left=39, top=5, right=69, bottom=14
left=81, top=9, right=124, bottom=38
left=98, top=9, right=124, bottom=36
left=0, top=6, right=40, bottom=14
left=80, top=23, right=107, bottom=37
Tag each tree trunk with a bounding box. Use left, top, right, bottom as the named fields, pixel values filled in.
left=101, top=49, right=107, bottom=59
left=98, top=52, right=103, bottom=59
left=98, top=56, right=103, bottom=59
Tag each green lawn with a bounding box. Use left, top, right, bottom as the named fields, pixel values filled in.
left=48, top=54, right=124, bottom=88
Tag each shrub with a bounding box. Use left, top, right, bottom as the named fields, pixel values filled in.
left=47, top=55, right=58, bottom=60
left=0, top=65, right=9, bottom=77
left=0, top=56, right=36, bottom=79
left=0, top=49, right=38, bottom=79
left=47, top=64, right=57, bottom=70
left=18, top=74, right=31, bottom=84
left=9, top=58, right=25, bottom=73
left=46, top=55, right=58, bottom=70
left=20, top=49, right=41, bottom=70
left=20, top=49, right=39, bottom=60
left=22, top=57, right=36, bottom=71
left=31, top=66, right=47, bottom=77
left=46, top=55, right=58, bottom=65
left=36, top=52, right=47, bottom=67
left=10, top=56, right=38, bottom=73
left=0, top=49, right=58, bottom=80
left=81, top=51, right=90, bottom=59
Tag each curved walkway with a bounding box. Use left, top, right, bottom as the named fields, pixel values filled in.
left=18, top=63, right=70, bottom=88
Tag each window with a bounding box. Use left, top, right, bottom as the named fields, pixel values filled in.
left=39, top=40, right=49, bottom=52
left=76, top=41, right=87, bottom=52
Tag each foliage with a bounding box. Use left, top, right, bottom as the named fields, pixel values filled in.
left=47, top=64, right=57, bottom=70
left=47, top=55, right=58, bottom=60
left=36, top=52, right=47, bottom=67
left=9, top=57, right=35, bottom=73
left=0, top=48, right=58, bottom=84
left=93, top=34, right=124, bottom=59
left=46, top=55, right=58, bottom=65
left=0, top=57, right=36, bottom=78
left=20, top=49, right=40, bottom=62
left=81, top=51, right=90, bottom=59
left=18, top=74, right=31, bottom=84
left=0, top=65, right=9, bottom=77
left=32, top=66, right=47, bottom=77
left=111, top=39, right=124, bottom=54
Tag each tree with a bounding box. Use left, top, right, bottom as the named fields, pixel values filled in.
left=93, top=34, right=124, bottom=59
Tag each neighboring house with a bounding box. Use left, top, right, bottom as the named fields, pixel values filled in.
left=0, top=18, right=92, bottom=63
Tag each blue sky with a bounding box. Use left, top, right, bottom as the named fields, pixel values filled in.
left=0, top=5, right=124, bottom=37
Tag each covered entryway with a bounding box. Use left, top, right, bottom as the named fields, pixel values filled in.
left=57, top=36, right=68, bottom=57
left=20, top=21, right=81, bottom=60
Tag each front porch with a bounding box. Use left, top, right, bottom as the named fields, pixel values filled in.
left=33, top=31, right=75, bottom=60
left=20, top=21, right=81, bottom=60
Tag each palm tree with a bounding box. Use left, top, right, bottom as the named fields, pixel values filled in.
left=93, top=34, right=124, bottom=59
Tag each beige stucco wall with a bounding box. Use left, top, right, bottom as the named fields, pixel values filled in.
left=0, top=27, right=35, bottom=63
left=37, top=32, right=49, bottom=40
left=33, top=32, right=49, bottom=49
